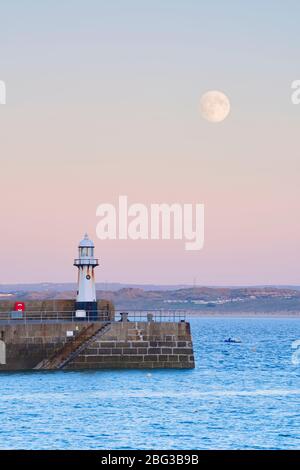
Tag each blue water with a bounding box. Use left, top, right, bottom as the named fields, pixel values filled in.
left=1, top=317, right=300, bottom=450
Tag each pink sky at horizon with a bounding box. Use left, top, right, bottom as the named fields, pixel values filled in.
left=0, top=1, right=299, bottom=285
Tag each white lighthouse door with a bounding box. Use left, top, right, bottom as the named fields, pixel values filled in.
left=0, top=340, right=6, bottom=364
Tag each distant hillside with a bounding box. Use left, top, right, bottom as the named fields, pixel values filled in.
left=1, top=285, right=300, bottom=313
left=0, top=282, right=192, bottom=293
left=1, top=282, right=300, bottom=292
left=94, top=287, right=300, bottom=312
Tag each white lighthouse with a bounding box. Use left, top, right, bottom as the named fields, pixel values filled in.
left=74, top=233, right=99, bottom=318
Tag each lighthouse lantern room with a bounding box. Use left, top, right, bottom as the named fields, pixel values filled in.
left=74, top=233, right=99, bottom=319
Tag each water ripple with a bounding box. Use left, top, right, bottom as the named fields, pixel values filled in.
left=1, top=317, right=300, bottom=449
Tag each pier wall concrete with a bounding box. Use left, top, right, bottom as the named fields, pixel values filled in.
left=0, top=322, right=92, bottom=370
left=0, top=321, right=194, bottom=370
left=66, top=321, right=195, bottom=369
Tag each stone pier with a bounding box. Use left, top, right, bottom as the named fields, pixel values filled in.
left=66, top=320, right=195, bottom=369
left=0, top=320, right=194, bottom=370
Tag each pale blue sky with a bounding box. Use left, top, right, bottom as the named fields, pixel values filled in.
left=0, top=1, right=299, bottom=284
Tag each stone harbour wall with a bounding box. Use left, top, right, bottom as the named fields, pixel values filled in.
left=66, top=321, right=195, bottom=369
left=0, top=320, right=195, bottom=370
left=0, top=322, right=91, bottom=370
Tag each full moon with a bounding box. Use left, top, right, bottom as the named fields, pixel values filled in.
left=200, top=90, right=230, bottom=123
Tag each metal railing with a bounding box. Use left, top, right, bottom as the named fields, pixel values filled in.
left=0, top=309, right=186, bottom=324
left=0, top=310, right=110, bottom=324
left=73, top=258, right=99, bottom=265
left=115, top=310, right=186, bottom=322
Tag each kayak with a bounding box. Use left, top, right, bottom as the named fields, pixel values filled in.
left=224, top=338, right=242, bottom=344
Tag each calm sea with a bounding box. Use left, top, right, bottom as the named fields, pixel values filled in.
left=1, top=317, right=300, bottom=450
